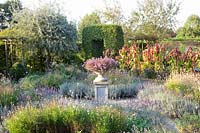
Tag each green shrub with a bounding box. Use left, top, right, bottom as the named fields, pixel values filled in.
left=127, top=112, right=152, bottom=132
left=60, top=81, right=94, bottom=99
left=9, top=62, right=26, bottom=81
left=109, top=83, right=139, bottom=99
left=6, top=104, right=128, bottom=133
left=19, top=74, right=41, bottom=90
left=107, top=72, right=134, bottom=84
left=165, top=72, right=200, bottom=102
left=175, top=114, right=200, bottom=132
left=19, top=72, right=68, bottom=90
left=143, top=68, right=157, bottom=79
left=40, top=72, right=67, bottom=88
left=94, top=107, right=128, bottom=133
left=82, top=24, right=124, bottom=58
left=130, top=110, right=177, bottom=132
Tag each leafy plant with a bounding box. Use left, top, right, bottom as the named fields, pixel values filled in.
left=175, top=114, right=200, bottom=132
left=19, top=74, right=41, bottom=90
left=9, top=62, right=26, bottom=81
left=116, top=43, right=200, bottom=78
left=165, top=47, right=200, bottom=72
left=19, top=72, right=68, bottom=90
left=116, top=44, right=141, bottom=71
left=39, top=72, right=67, bottom=88
left=138, top=81, right=199, bottom=119
left=165, top=72, right=200, bottom=102
left=94, top=107, right=128, bottom=133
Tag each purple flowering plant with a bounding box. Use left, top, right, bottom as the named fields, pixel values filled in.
left=83, top=57, right=117, bottom=74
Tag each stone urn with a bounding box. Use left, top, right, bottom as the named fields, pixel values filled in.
left=93, top=72, right=107, bottom=83
left=83, top=57, right=117, bottom=102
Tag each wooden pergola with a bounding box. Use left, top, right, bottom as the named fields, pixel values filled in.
left=0, top=37, right=26, bottom=76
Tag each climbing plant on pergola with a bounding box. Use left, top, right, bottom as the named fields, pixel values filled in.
left=82, top=24, right=124, bottom=58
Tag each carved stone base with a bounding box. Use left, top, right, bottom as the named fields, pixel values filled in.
left=93, top=80, right=108, bottom=102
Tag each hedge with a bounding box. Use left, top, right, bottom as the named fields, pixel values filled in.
left=82, top=24, right=124, bottom=58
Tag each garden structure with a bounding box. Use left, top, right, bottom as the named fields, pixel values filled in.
left=0, top=37, right=26, bottom=77
left=82, top=24, right=124, bottom=58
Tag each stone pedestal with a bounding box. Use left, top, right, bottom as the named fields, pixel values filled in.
left=93, top=80, right=108, bottom=102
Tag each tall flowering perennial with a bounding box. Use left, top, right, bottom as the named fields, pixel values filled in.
left=83, top=57, right=117, bottom=74
left=165, top=47, right=200, bottom=72
left=142, top=43, right=166, bottom=72
left=116, top=43, right=199, bottom=75
left=142, top=44, right=153, bottom=64
left=116, top=44, right=141, bottom=71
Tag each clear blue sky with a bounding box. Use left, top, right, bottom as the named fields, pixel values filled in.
left=0, top=0, right=200, bottom=28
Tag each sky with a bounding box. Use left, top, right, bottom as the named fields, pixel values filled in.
left=0, top=0, right=200, bottom=28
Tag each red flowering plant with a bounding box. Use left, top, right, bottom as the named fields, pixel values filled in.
left=116, top=44, right=141, bottom=72
left=115, top=42, right=199, bottom=79
left=142, top=43, right=166, bottom=72
left=165, top=47, right=182, bottom=72
left=83, top=56, right=117, bottom=75
left=165, top=47, right=200, bottom=72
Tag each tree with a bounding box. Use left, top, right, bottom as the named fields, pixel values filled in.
left=78, top=12, right=101, bottom=42
left=99, top=0, right=134, bottom=43
left=176, top=14, right=200, bottom=38
left=130, top=0, right=180, bottom=39
left=0, top=0, right=22, bottom=30
left=3, top=5, right=77, bottom=72
left=100, top=0, right=125, bottom=25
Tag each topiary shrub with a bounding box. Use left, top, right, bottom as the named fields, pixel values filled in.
left=82, top=24, right=124, bottom=58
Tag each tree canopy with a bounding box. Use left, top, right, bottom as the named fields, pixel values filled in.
left=176, top=14, right=200, bottom=38
left=0, top=0, right=22, bottom=30
left=0, top=5, right=77, bottom=72
left=130, top=0, right=180, bottom=39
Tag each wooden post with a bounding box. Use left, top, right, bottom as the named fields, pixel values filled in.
left=9, top=40, right=14, bottom=65
left=21, top=39, right=25, bottom=67
left=4, top=40, right=8, bottom=77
